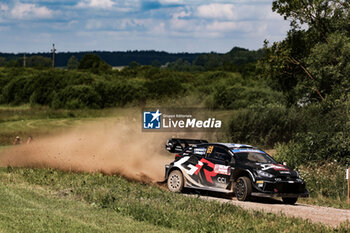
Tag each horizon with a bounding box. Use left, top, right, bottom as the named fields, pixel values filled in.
left=0, top=46, right=257, bottom=55
left=0, top=0, right=289, bottom=53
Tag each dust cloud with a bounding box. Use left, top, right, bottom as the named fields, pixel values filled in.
left=0, top=119, right=198, bottom=182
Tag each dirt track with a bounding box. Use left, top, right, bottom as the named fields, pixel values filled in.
left=185, top=194, right=350, bottom=227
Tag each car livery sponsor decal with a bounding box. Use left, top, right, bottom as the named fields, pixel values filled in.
left=214, top=164, right=231, bottom=175
left=206, top=146, right=214, bottom=154
left=193, top=148, right=206, bottom=155
left=217, top=177, right=226, bottom=183
left=232, top=149, right=265, bottom=153
left=261, top=164, right=289, bottom=171
left=194, top=158, right=216, bottom=183
left=174, top=157, right=229, bottom=185
left=174, top=157, right=199, bottom=175
left=173, top=157, right=205, bottom=187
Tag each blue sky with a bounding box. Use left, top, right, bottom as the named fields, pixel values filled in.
left=0, top=0, right=290, bottom=53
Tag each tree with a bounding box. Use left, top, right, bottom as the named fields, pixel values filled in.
left=67, top=56, right=79, bottom=70
left=128, top=61, right=140, bottom=69
left=272, top=0, right=350, bottom=41
left=151, top=59, right=161, bottom=67
left=78, top=54, right=111, bottom=73
left=0, top=57, right=6, bottom=67
left=258, top=0, right=350, bottom=104
left=24, top=56, right=51, bottom=68
left=304, top=32, right=350, bottom=100
left=4, top=59, right=20, bottom=67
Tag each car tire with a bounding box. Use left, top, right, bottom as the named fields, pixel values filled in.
left=282, top=197, right=298, bottom=205
left=235, top=176, right=252, bottom=201
left=167, top=170, right=184, bottom=193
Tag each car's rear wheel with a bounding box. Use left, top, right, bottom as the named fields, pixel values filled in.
left=235, top=177, right=252, bottom=201
left=282, top=197, right=298, bottom=205
left=167, top=170, right=184, bottom=193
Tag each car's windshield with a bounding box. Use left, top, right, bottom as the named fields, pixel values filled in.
left=234, top=152, right=277, bottom=164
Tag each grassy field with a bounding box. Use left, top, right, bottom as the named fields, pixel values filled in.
left=0, top=167, right=348, bottom=233
left=0, top=169, right=174, bottom=232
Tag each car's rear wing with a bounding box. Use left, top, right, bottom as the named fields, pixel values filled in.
left=165, top=138, right=208, bottom=153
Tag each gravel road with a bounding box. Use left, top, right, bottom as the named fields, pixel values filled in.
left=185, top=193, right=350, bottom=227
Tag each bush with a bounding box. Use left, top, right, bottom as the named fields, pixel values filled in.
left=78, top=54, right=112, bottom=74
left=57, top=85, right=102, bottom=109
left=212, top=84, right=284, bottom=109
left=276, top=131, right=350, bottom=168
left=193, top=71, right=285, bottom=109
left=228, top=106, right=303, bottom=148
left=275, top=101, right=350, bottom=167
left=145, top=77, right=184, bottom=99
left=297, top=162, right=348, bottom=199
left=1, top=76, right=33, bottom=105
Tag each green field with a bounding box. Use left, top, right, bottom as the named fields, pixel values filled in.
left=0, top=167, right=348, bottom=233
left=0, top=169, right=174, bottom=232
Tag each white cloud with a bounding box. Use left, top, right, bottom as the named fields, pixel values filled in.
left=86, top=20, right=103, bottom=30
left=170, top=18, right=193, bottom=31
left=11, top=3, right=53, bottom=19
left=265, top=8, right=283, bottom=20
left=172, top=10, right=191, bottom=19
left=77, top=0, right=115, bottom=9
left=150, top=22, right=166, bottom=35
left=0, top=4, right=9, bottom=11
left=115, top=19, right=146, bottom=30
left=206, top=21, right=237, bottom=31
left=195, top=3, right=283, bottom=21
left=169, top=9, right=194, bottom=31
left=196, top=4, right=236, bottom=20
left=0, top=26, right=10, bottom=31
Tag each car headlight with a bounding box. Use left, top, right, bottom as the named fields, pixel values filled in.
left=256, top=170, right=274, bottom=178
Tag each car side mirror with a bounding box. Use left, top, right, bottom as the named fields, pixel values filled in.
left=229, top=158, right=235, bottom=167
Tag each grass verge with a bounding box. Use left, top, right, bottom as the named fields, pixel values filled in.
left=297, top=162, right=350, bottom=209
left=1, top=167, right=348, bottom=232
left=0, top=181, right=173, bottom=232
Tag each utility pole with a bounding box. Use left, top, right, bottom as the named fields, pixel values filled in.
left=23, top=53, right=26, bottom=68
left=51, top=43, right=56, bottom=68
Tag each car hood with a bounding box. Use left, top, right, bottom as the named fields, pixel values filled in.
left=239, top=162, right=298, bottom=177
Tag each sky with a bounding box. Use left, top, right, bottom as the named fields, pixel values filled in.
left=0, top=0, right=290, bottom=53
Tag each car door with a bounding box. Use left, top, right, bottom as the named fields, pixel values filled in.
left=203, top=145, right=232, bottom=189
left=173, top=145, right=208, bottom=188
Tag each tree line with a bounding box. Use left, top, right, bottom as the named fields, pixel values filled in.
left=0, top=50, right=202, bottom=67
left=0, top=47, right=262, bottom=72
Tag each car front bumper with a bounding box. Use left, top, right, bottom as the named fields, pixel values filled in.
left=252, top=179, right=309, bottom=198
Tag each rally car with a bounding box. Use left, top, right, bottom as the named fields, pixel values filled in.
left=164, top=138, right=309, bottom=204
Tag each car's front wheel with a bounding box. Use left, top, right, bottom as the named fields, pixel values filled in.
left=282, top=197, right=298, bottom=205
left=235, top=176, right=252, bottom=201
left=167, top=170, right=184, bottom=193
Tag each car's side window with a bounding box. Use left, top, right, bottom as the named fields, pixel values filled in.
left=207, top=146, right=231, bottom=162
